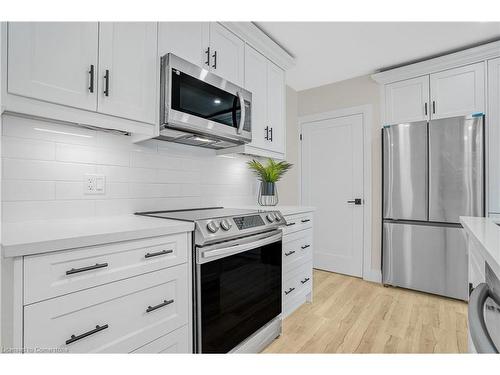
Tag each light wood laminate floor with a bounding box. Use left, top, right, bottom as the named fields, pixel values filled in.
left=264, top=270, right=468, bottom=353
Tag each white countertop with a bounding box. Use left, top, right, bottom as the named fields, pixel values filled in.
left=460, top=216, right=500, bottom=276
left=1, top=215, right=194, bottom=258
left=229, top=205, right=315, bottom=216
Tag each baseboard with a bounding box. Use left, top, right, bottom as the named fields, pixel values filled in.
left=363, top=269, right=382, bottom=283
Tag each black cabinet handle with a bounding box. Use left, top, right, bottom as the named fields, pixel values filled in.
left=424, top=102, right=428, bottom=116
left=66, top=324, right=108, bottom=345
left=104, top=69, right=110, bottom=97
left=284, top=250, right=295, bottom=257
left=284, top=287, right=295, bottom=295
left=347, top=198, right=362, bottom=205
left=301, top=244, right=310, bottom=250
left=301, top=277, right=310, bottom=284
left=66, top=262, right=108, bottom=275
left=301, top=219, right=311, bottom=223
left=269, top=127, right=273, bottom=142
left=212, top=50, right=217, bottom=69
left=146, top=299, right=174, bottom=313
left=285, top=222, right=296, bottom=227
left=145, top=249, right=173, bottom=259
left=265, top=126, right=269, bottom=140
left=432, top=100, right=436, bottom=114
left=205, top=47, right=210, bottom=66
left=88, top=64, right=95, bottom=93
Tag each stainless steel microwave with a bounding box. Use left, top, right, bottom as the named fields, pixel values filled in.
left=158, top=53, right=252, bottom=149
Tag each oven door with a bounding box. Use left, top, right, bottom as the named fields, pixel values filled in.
left=195, top=230, right=282, bottom=353
left=161, top=53, right=252, bottom=144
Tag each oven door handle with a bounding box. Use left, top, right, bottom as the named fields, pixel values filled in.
left=236, top=91, right=245, bottom=135
left=200, top=231, right=282, bottom=262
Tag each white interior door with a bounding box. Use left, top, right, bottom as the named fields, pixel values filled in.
left=301, top=114, right=364, bottom=277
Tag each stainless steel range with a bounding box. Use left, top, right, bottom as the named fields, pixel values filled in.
left=135, top=207, right=286, bottom=353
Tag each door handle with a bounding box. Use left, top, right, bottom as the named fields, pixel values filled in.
left=145, top=249, right=173, bottom=258
left=265, top=126, right=269, bottom=140
left=284, top=287, right=295, bottom=295
left=205, top=47, right=210, bottom=66
left=88, top=64, right=95, bottom=93
left=236, top=91, right=245, bottom=135
left=146, top=299, right=174, bottom=313
left=284, top=250, right=295, bottom=256
left=104, top=69, right=110, bottom=97
left=347, top=198, right=362, bottom=205
left=269, top=127, right=273, bottom=142
left=432, top=100, right=436, bottom=114
left=212, top=50, right=217, bottom=69
left=424, top=102, right=428, bottom=116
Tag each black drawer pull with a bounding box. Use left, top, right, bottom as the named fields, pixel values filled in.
left=104, top=69, right=110, bottom=96
left=301, top=277, right=311, bottom=284
left=301, top=219, right=311, bottom=223
left=146, top=299, right=174, bottom=313
left=88, top=64, right=95, bottom=93
left=66, top=324, right=108, bottom=345
left=284, top=287, right=295, bottom=295
left=145, top=249, right=173, bottom=258
left=285, top=222, right=296, bottom=227
left=284, top=250, right=296, bottom=257
left=66, top=262, right=108, bottom=275
left=301, top=244, right=310, bottom=250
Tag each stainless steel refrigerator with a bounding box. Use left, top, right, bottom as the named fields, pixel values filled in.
left=382, top=114, right=484, bottom=300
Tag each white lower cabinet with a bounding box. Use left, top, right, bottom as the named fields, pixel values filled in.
left=21, top=232, right=192, bottom=353
left=281, top=211, right=314, bottom=317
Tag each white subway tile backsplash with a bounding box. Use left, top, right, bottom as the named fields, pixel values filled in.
left=2, top=137, right=56, bottom=160
left=2, top=115, right=257, bottom=222
left=3, top=180, right=55, bottom=201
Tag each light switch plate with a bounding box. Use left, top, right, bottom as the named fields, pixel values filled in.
left=84, top=174, right=106, bottom=195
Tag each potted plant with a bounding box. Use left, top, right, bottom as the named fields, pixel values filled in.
left=247, top=158, right=293, bottom=206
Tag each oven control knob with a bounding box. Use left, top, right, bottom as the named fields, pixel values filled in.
left=220, top=219, right=232, bottom=231
left=206, top=221, right=220, bottom=233
left=274, top=213, right=282, bottom=222
left=266, top=213, right=275, bottom=223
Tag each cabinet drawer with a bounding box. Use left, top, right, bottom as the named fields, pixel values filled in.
left=283, top=230, right=313, bottom=273
left=282, top=213, right=313, bottom=235
left=283, top=261, right=313, bottom=303
left=24, top=264, right=189, bottom=353
left=24, top=233, right=188, bottom=304
left=131, top=324, right=190, bottom=353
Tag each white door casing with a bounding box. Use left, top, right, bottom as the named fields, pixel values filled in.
left=301, top=114, right=364, bottom=277
left=488, top=57, right=500, bottom=214
left=97, top=22, right=157, bottom=124
left=8, top=22, right=99, bottom=111
left=429, top=62, right=485, bottom=119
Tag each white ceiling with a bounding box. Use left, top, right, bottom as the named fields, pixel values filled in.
left=255, top=22, right=500, bottom=91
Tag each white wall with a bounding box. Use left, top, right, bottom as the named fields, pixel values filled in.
left=1, top=114, right=259, bottom=223
left=282, top=75, right=382, bottom=271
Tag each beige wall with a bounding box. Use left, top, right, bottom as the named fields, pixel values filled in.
left=283, top=75, right=382, bottom=272
left=277, top=86, right=300, bottom=205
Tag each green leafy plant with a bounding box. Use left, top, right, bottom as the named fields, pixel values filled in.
left=247, top=158, right=293, bottom=183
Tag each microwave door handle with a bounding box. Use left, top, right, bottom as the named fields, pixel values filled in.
left=200, top=232, right=281, bottom=261
left=236, top=91, right=245, bottom=134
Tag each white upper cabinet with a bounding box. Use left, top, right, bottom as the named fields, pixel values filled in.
left=384, top=76, right=429, bottom=125
left=243, top=45, right=285, bottom=156
left=429, top=62, right=485, bottom=119
left=488, top=57, right=500, bottom=214
left=158, top=22, right=209, bottom=67
left=209, top=23, right=244, bottom=86
left=97, top=22, right=158, bottom=124
left=8, top=22, right=99, bottom=111
left=267, top=61, right=285, bottom=154
left=245, top=46, right=268, bottom=150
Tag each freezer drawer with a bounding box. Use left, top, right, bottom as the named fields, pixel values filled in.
left=382, top=221, right=468, bottom=300
left=428, top=115, right=484, bottom=223
left=383, top=121, right=428, bottom=221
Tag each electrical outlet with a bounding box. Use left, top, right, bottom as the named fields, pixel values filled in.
left=84, top=174, right=106, bottom=195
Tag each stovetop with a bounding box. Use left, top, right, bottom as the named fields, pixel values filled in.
left=135, top=207, right=262, bottom=222
left=136, top=207, right=286, bottom=246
